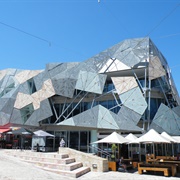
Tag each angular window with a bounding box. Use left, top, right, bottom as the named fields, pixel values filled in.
left=151, top=77, right=170, bottom=93
left=27, top=78, right=37, bottom=94
left=20, top=104, right=34, bottom=124
left=0, top=83, right=15, bottom=97
left=103, top=82, right=115, bottom=93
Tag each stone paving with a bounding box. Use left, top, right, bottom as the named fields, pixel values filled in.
left=0, top=149, right=180, bottom=180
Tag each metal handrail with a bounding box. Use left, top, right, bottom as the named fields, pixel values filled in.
left=87, top=145, right=111, bottom=160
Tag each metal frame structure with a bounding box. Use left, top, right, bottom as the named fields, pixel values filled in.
left=0, top=37, right=179, bottom=135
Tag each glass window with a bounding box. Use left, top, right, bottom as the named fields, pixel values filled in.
left=27, top=78, right=37, bottom=94
left=108, top=100, right=114, bottom=109
left=69, top=131, right=79, bottom=150
left=0, top=83, right=15, bottom=98
left=103, top=82, right=115, bottom=93
left=99, top=101, right=108, bottom=108
left=144, top=98, right=163, bottom=120
left=20, top=103, right=34, bottom=123
left=151, top=77, right=170, bottom=93
left=80, top=131, right=88, bottom=152
left=139, top=79, right=146, bottom=88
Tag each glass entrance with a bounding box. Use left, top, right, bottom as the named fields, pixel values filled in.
left=69, top=131, right=90, bottom=152
left=69, top=131, right=79, bottom=150
left=80, top=131, right=89, bottom=152
left=54, top=130, right=90, bottom=152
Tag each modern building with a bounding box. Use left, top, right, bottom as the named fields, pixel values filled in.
left=0, top=37, right=180, bottom=151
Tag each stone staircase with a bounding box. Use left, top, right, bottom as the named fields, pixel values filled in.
left=4, top=150, right=90, bottom=178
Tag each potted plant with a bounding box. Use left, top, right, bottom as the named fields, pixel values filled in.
left=111, top=143, right=117, bottom=161
left=108, top=143, right=118, bottom=171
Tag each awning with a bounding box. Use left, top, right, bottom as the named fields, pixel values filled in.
left=0, top=128, right=11, bottom=133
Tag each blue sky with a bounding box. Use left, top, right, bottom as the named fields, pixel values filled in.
left=0, top=0, right=180, bottom=93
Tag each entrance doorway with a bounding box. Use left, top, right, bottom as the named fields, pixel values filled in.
left=54, top=130, right=90, bottom=152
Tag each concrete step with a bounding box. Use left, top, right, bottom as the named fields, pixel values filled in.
left=41, top=166, right=91, bottom=178
left=23, top=159, right=83, bottom=171
left=5, top=150, right=69, bottom=159
left=4, top=150, right=91, bottom=178
left=16, top=155, right=75, bottom=164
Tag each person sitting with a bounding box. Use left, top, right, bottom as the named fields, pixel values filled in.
left=118, top=157, right=128, bottom=172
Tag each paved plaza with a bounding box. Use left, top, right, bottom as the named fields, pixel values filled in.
left=0, top=149, right=179, bottom=180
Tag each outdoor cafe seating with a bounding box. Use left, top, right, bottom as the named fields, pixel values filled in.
left=137, top=153, right=180, bottom=177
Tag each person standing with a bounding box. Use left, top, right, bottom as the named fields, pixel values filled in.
left=59, top=138, right=65, bottom=147
left=36, top=143, right=40, bottom=152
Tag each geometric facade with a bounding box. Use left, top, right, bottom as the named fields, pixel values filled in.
left=111, top=76, right=138, bottom=95
left=150, top=103, right=180, bottom=135
left=119, top=86, right=147, bottom=116
left=0, top=37, right=179, bottom=136
left=75, top=71, right=106, bottom=94
left=58, top=105, right=142, bottom=131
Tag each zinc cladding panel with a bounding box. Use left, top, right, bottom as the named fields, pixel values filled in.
left=85, top=49, right=114, bottom=70
left=14, top=93, right=33, bottom=109
left=173, top=106, right=180, bottom=117
left=0, top=98, right=7, bottom=111
left=150, top=122, right=165, bottom=134
left=97, top=106, right=119, bottom=129
left=15, top=70, right=42, bottom=84
left=61, top=118, right=75, bottom=126
left=1, top=98, right=15, bottom=114
left=39, top=79, right=56, bottom=100
left=58, top=105, right=118, bottom=129
left=120, top=86, right=147, bottom=115
left=34, top=99, right=53, bottom=122
left=111, top=76, right=138, bottom=95
left=113, top=38, right=149, bottom=67
left=73, top=109, right=98, bottom=128
left=149, top=56, right=166, bottom=80
left=114, top=50, right=141, bottom=67
left=18, top=82, right=30, bottom=94
left=1, top=85, right=19, bottom=99
left=151, top=103, right=180, bottom=135
left=9, top=108, right=22, bottom=125
left=75, top=71, right=106, bottom=94
left=99, top=59, right=130, bottom=73
left=51, top=78, right=76, bottom=98
left=46, top=63, right=63, bottom=71
left=113, top=111, right=142, bottom=131
left=0, top=69, right=8, bottom=80
left=24, top=110, right=40, bottom=126
left=0, top=112, right=11, bottom=125
left=47, top=63, right=67, bottom=78
left=118, top=105, right=141, bottom=125
left=33, top=71, right=50, bottom=91
left=59, top=105, right=141, bottom=131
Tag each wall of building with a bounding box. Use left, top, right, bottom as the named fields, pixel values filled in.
left=59, top=147, right=109, bottom=172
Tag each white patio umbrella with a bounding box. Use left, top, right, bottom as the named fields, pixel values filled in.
left=132, top=129, right=170, bottom=144
left=161, top=132, right=177, bottom=143
left=172, top=136, right=180, bottom=153
left=125, top=133, right=138, bottom=158
left=161, top=132, right=177, bottom=156
left=92, top=132, right=129, bottom=160
left=172, top=136, right=180, bottom=143
left=125, top=133, right=138, bottom=142
left=130, top=129, right=171, bottom=161
left=92, top=131, right=129, bottom=144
